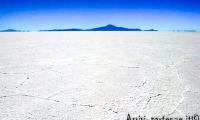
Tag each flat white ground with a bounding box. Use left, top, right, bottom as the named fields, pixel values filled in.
left=0, top=32, right=200, bottom=120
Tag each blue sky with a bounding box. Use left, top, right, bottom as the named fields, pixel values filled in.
left=0, top=0, right=200, bottom=31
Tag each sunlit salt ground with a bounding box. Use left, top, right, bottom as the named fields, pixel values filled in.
left=0, top=32, right=200, bottom=120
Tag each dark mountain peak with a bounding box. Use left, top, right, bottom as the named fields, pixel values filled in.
left=105, top=24, right=116, bottom=27
left=6, top=29, right=15, bottom=31
left=90, top=24, right=142, bottom=31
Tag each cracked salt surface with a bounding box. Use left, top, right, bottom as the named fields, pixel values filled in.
left=0, top=32, right=200, bottom=119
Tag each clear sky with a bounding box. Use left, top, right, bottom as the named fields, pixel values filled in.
left=0, top=0, right=200, bottom=31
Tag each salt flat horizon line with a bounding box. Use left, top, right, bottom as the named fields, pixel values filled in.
left=0, top=24, right=199, bottom=32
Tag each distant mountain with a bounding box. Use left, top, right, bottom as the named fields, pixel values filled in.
left=39, top=24, right=145, bottom=31
left=0, top=29, right=21, bottom=32
left=87, top=24, right=142, bottom=31
left=174, top=30, right=196, bottom=32
left=184, top=30, right=196, bottom=32
left=144, top=29, right=158, bottom=31
left=40, top=28, right=82, bottom=31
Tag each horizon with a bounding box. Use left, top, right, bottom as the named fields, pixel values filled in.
left=0, top=24, right=199, bottom=32
left=0, top=0, right=200, bottom=31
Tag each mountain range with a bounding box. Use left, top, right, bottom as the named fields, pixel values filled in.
left=0, top=25, right=158, bottom=32
left=0, top=29, right=30, bottom=32
left=0, top=29, right=22, bottom=32
left=40, top=24, right=157, bottom=31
